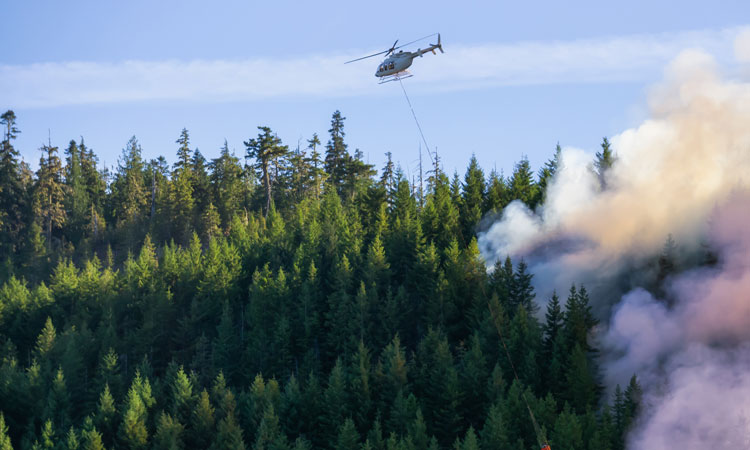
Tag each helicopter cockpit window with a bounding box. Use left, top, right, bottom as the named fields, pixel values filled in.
left=388, top=63, right=394, bottom=70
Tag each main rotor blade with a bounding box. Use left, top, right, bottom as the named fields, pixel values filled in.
left=393, top=33, right=438, bottom=51
left=344, top=49, right=389, bottom=64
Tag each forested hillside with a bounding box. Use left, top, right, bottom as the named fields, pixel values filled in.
left=0, top=109, right=639, bottom=450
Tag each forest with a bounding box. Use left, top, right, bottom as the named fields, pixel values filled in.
left=0, top=108, right=641, bottom=450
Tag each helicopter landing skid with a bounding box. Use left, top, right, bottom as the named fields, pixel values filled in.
left=379, top=71, right=413, bottom=84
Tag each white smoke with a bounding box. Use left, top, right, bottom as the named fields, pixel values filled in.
left=478, top=32, right=750, bottom=449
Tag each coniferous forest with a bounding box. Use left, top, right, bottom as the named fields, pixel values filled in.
left=0, top=109, right=640, bottom=450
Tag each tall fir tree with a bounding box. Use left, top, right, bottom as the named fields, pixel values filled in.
left=0, top=110, right=27, bottom=259
left=170, top=129, right=196, bottom=243
left=244, top=126, right=288, bottom=217
left=594, top=137, right=615, bottom=189
left=324, top=110, right=350, bottom=194
left=33, top=142, right=67, bottom=249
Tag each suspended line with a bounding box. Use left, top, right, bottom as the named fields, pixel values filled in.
left=397, top=76, right=435, bottom=166
left=488, top=298, right=550, bottom=450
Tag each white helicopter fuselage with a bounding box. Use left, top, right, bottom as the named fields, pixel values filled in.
left=375, top=51, right=415, bottom=77
left=375, top=39, right=443, bottom=78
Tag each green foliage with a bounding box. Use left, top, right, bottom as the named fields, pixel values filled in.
left=245, top=126, right=288, bottom=217
left=0, top=112, right=628, bottom=450
left=594, top=137, right=615, bottom=189
left=0, top=413, right=12, bottom=450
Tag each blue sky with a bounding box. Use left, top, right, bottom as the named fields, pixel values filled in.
left=2, top=0, right=748, bottom=178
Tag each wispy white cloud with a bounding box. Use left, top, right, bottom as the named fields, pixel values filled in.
left=1, top=27, right=745, bottom=108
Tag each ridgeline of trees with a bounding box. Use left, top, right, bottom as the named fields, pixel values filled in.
left=0, top=109, right=635, bottom=450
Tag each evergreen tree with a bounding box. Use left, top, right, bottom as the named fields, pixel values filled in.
left=324, top=111, right=350, bottom=193
left=536, top=143, right=562, bottom=205
left=542, top=291, right=563, bottom=356
left=95, top=384, right=116, bottom=448
left=480, top=403, right=509, bottom=450
left=110, top=136, right=148, bottom=249
left=336, top=418, right=360, bottom=450
left=153, top=412, right=184, bottom=450
left=508, top=157, right=537, bottom=209
left=622, top=375, right=642, bottom=434
left=551, top=404, right=583, bottom=450
left=170, top=129, right=196, bottom=243
left=191, top=148, right=211, bottom=213
left=0, top=413, right=12, bottom=450
left=511, top=260, right=537, bottom=314
left=245, top=127, right=288, bottom=217
left=0, top=110, right=27, bottom=259
left=64, top=426, right=79, bottom=450
left=460, top=155, right=486, bottom=239
left=210, top=141, right=245, bottom=227
left=306, top=133, right=325, bottom=198
left=33, top=142, right=67, bottom=249
left=484, top=169, right=507, bottom=213
left=564, top=344, right=596, bottom=414
left=46, top=367, right=71, bottom=430
left=170, top=366, right=196, bottom=426
left=63, top=139, right=91, bottom=244
left=118, top=371, right=153, bottom=449
left=593, top=137, right=615, bottom=189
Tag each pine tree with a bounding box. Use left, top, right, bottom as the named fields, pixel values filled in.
left=64, top=426, right=79, bottom=450
left=46, top=368, right=71, bottom=432
left=461, top=155, right=486, bottom=239
left=416, top=330, right=461, bottom=447
left=324, top=111, right=351, bottom=193
left=95, top=384, right=116, bottom=447
left=153, top=412, right=184, bottom=450
left=0, top=110, right=27, bottom=257
left=594, top=137, right=615, bottom=189
left=78, top=138, right=106, bottom=217
left=118, top=371, right=153, bottom=449
left=40, top=420, right=55, bottom=449
left=349, top=341, right=373, bottom=429
left=536, top=143, right=562, bottom=205
left=551, top=404, right=583, bottom=450
left=33, top=142, right=67, bottom=249
left=214, top=303, right=240, bottom=383
left=306, top=133, right=325, bottom=198
left=81, top=427, right=105, bottom=450
left=0, top=413, right=11, bottom=450
left=245, top=127, right=288, bottom=217
left=335, top=419, right=360, bottom=450
left=191, top=148, right=211, bottom=213
left=63, top=139, right=91, bottom=243
left=480, top=403, right=509, bottom=450
left=564, top=344, right=597, bottom=414
left=171, top=366, right=196, bottom=426
left=111, top=136, right=148, bottom=248
left=484, top=169, right=507, bottom=213
left=623, top=375, right=642, bottom=433
left=508, top=157, right=538, bottom=208
left=323, top=359, right=349, bottom=442
left=210, top=141, right=245, bottom=227
left=542, top=291, right=563, bottom=358
left=170, top=129, right=196, bottom=243
left=460, top=333, right=489, bottom=428
left=511, top=260, right=537, bottom=314
left=35, top=317, right=57, bottom=357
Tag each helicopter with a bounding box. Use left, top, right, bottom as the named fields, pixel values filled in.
left=345, top=33, right=444, bottom=83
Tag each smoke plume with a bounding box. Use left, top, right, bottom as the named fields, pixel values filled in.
left=478, top=31, right=750, bottom=449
